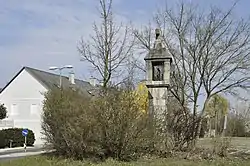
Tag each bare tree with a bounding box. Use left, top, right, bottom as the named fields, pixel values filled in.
left=78, top=0, right=135, bottom=88
left=135, top=1, right=250, bottom=145
left=133, top=22, right=155, bottom=73
left=235, top=102, right=250, bottom=133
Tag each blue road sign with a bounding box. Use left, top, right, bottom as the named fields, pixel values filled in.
left=22, top=129, right=28, bottom=137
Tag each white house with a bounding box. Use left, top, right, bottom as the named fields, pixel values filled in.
left=0, top=66, right=96, bottom=145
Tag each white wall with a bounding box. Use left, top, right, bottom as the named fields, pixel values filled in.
left=0, top=119, right=14, bottom=130
left=0, top=69, right=48, bottom=145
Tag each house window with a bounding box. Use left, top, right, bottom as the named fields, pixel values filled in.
left=11, top=104, right=18, bottom=115
left=152, top=61, right=164, bottom=81
left=30, top=104, right=38, bottom=115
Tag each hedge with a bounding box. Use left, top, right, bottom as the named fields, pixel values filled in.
left=0, top=128, right=35, bottom=148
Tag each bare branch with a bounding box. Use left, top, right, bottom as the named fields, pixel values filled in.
left=135, top=0, right=250, bottom=143
left=78, top=0, right=135, bottom=88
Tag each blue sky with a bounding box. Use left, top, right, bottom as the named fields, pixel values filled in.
left=0, top=0, right=250, bottom=87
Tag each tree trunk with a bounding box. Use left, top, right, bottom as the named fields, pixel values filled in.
left=195, top=98, right=210, bottom=142
left=222, top=114, right=227, bottom=137
left=215, top=111, right=218, bottom=137
left=208, top=116, right=211, bottom=137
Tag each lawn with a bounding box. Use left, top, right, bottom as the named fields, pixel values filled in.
left=0, top=155, right=250, bottom=166
left=1, top=137, right=250, bottom=166
left=197, top=137, right=250, bottom=151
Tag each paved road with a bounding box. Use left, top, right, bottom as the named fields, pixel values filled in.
left=0, top=147, right=44, bottom=157
left=0, top=147, right=44, bottom=156
left=0, top=147, right=50, bottom=162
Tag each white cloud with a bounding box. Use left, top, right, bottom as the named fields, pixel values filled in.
left=0, top=1, right=99, bottom=84
left=0, top=0, right=154, bottom=86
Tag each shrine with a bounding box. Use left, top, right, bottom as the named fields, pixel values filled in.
left=144, top=28, right=172, bottom=117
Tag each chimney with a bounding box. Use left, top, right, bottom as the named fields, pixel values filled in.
left=69, top=71, right=75, bottom=84
left=89, top=76, right=96, bottom=87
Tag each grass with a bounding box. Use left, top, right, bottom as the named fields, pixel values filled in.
left=1, top=137, right=250, bottom=166
left=0, top=155, right=250, bottom=166
left=197, top=137, right=250, bottom=150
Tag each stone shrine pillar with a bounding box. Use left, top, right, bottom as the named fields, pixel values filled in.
left=144, top=28, right=172, bottom=118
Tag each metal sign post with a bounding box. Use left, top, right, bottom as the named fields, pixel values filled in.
left=24, top=136, right=27, bottom=152
left=22, top=129, right=28, bottom=152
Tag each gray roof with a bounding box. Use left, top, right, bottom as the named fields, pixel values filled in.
left=144, top=31, right=172, bottom=61
left=0, top=66, right=98, bottom=96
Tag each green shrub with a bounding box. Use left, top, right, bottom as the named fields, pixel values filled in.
left=226, top=114, right=247, bottom=137
left=211, top=137, right=231, bottom=157
left=0, top=128, right=35, bottom=148
left=42, top=88, right=157, bottom=161
left=0, top=131, right=5, bottom=148
left=0, top=104, right=7, bottom=120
